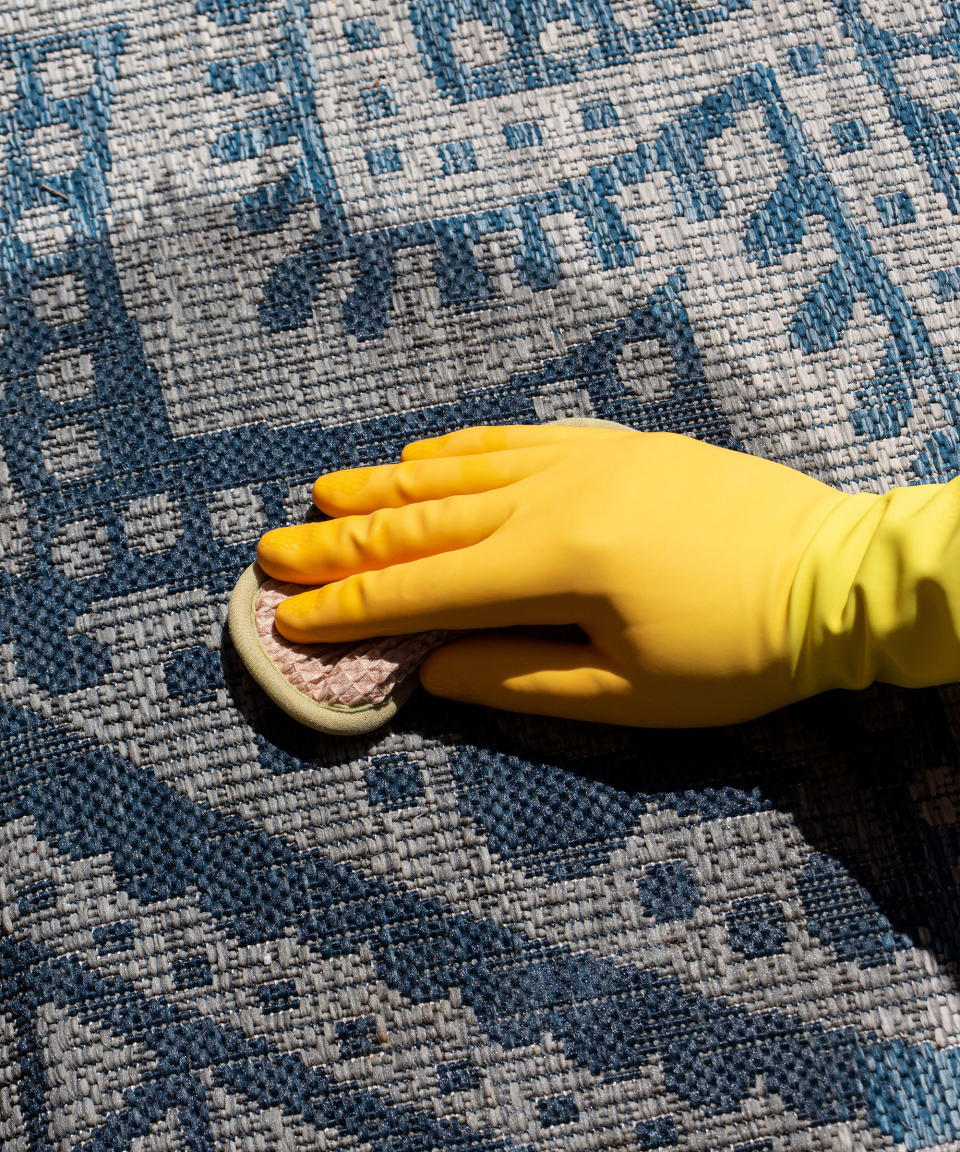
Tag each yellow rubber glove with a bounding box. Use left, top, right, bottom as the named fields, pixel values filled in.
left=255, top=424, right=960, bottom=727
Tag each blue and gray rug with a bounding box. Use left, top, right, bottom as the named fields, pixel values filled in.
left=2, top=1, right=960, bottom=1148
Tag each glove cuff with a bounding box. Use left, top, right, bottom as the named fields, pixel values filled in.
left=788, top=478, right=960, bottom=697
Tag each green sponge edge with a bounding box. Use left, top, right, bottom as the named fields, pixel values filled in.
left=227, top=415, right=628, bottom=735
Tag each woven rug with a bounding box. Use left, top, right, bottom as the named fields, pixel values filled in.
left=2, top=0, right=960, bottom=1148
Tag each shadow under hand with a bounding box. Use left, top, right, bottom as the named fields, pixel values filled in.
left=422, top=677, right=960, bottom=978
left=223, top=617, right=960, bottom=981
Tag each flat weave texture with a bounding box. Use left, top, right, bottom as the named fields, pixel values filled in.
left=1, top=2, right=960, bottom=1150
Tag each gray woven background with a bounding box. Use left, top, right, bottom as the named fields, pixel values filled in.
left=1, top=0, right=960, bottom=1148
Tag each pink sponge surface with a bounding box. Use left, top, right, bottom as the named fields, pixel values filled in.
left=255, top=579, right=457, bottom=707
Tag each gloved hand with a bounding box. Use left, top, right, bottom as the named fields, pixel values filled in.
left=256, top=423, right=960, bottom=727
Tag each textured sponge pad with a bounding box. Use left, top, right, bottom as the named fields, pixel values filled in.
left=227, top=561, right=463, bottom=734
left=255, top=578, right=456, bottom=706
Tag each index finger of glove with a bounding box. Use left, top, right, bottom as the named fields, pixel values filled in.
left=258, top=488, right=513, bottom=585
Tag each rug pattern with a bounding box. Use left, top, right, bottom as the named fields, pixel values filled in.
left=2, top=1, right=960, bottom=1149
